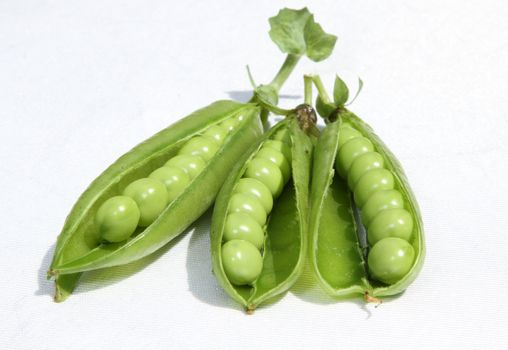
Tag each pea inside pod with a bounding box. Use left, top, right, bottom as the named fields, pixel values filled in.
left=48, top=101, right=263, bottom=301
left=309, top=112, right=425, bottom=299
left=211, top=116, right=313, bottom=312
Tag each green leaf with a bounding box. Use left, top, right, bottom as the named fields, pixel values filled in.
left=269, top=8, right=312, bottom=56
left=269, top=7, right=337, bottom=61
left=304, top=15, right=338, bottom=62
left=315, top=95, right=336, bottom=120
left=333, top=75, right=349, bottom=106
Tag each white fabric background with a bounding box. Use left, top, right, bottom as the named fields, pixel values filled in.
left=2, top=0, right=507, bottom=349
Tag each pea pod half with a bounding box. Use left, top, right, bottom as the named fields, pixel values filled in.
left=49, top=101, right=262, bottom=301
left=211, top=111, right=313, bottom=312
left=309, top=112, right=425, bottom=298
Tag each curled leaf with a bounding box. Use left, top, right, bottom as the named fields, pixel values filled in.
left=346, top=77, right=364, bottom=106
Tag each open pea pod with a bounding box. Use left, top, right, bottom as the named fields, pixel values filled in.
left=211, top=114, right=313, bottom=312
left=309, top=112, right=425, bottom=298
left=50, top=101, right=262, bottom=301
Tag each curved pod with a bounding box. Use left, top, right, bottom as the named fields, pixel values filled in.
left=309, top=113, right=425, bottom=298
left=211, top=119, right=312, bottom=311
left=49, top=100, right=262, bottom=301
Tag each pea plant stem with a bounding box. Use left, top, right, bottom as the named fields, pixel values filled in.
left=304, top=75, right=313, bottom=105
left=311, top=75, right=332, bottom=104
left=269, top=54, right=301, bottom=93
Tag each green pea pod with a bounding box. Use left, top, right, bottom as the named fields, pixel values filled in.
left=309, top=112, right=425, bottom=298
left=211, top=116, right=313, bottom=312
left=50, top=101, right=262, bottom=301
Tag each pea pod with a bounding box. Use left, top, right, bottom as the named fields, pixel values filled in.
left=211, top=112, right=313, bottom=312
left=309, top=112, right=425, bottom=298
left=49, top=101, right=262, bottom=301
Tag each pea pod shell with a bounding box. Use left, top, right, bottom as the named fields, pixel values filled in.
left=308, top=120, right=367, bottom=297
left=50, top=100, right=262, bottom=301
left=211, top=118, right=312, bottom=310
left=309, top=113, right=425, bottom=298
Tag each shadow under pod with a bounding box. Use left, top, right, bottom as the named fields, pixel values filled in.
left=185, top=209, right=238, bottom=310
left=37, top=228, right=187, bottom=300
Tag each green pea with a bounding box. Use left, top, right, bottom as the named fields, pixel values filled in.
left=244, top=158, right=284, bottom=198
left=203, top=125, right=228, bottom=143
left=347, top=152, right=385, bottom=189
left=354, top=168, right=394, bottom=207
left=95, top=196, right=140, bottom=243
left=224, top=213, right=265, bottom=249
left=368, top=208, right=414, bottom=245
left=361, top=189, right=404, bottom=226
left=336, top=137, right=374, bottom=176
left=338, top=126, right=362, bottom=149
left=255, top=147, right=291, bottom=183
left=220, top=117, right=240, bottom=132
left=148, top=166, right=190, bottom=202
left=233, top=178, right=273, bottom=213
left=272, top=128, right=291, bottom=145
left=368, top=237, right=415, bottom=284
left=228, top=193, right=267, bottom=226
left=123, top=178, right=168, bottom=227
left=165, top=154, right=206, bottom=179
left=178, top=135, right=219, bottom=161
left=221, top=239, right=263, bottom=286
left=263, top=140, right=292, bottom=163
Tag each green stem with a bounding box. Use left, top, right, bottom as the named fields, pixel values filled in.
left=311, top=75, right=332, bottom=104
left=304, top=75, right=313, bottom=105
left=269, top=54, right=301, bottom=92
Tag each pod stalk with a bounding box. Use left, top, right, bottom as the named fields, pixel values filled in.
left=311, top=75, right=332, bottom=104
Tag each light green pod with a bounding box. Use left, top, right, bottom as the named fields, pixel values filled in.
left=48, top=101, right=263, bottom=302
left=309, top=112, right=425, bottom=299
left=211, top=118, right=312, bottom=312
